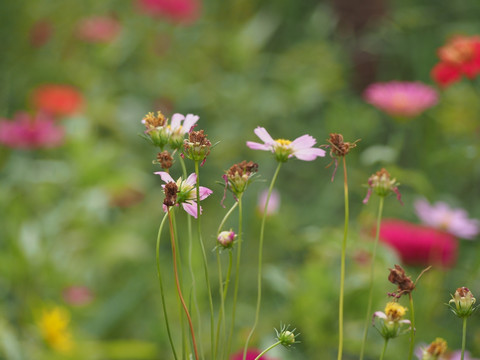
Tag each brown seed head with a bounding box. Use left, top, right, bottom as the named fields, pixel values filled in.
left=388, top=264, right=415, bottom=297
left=188, top=130, right=211, bottom=147
left=163, top=182, right=178, bottom=207
left=227, top=160, right=258, bottom=179
left=157, top=151, right=173, bottom=170
left=143, top=111, right=166, bottom=129
left=326, top=133, right=359, bottom=157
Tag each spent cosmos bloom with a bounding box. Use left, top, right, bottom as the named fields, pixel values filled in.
left=0, top=112, right=64, bottom=149
left=414, top=198, right=480, bottom=239
left=372, top=302, right=411, bottom=340
left=155, top=171, right=212, bottom=218
left=246, top=126, right=325, bottom=162
left=418, top=338, right=448, bottom=360
left=322, top=133, right=360, bottom=181
left=32, top=84, right=83, bottom=117
left=183, top=129, right=211, bottom=164
left=379, top=220, right=458, bottom=268
left=37, top=306, right=73, bottom=353
left=363, top=168, right=402, bottom=204
left=135, top=0, right=201, bottom=24
left=223, top=160, right=259, bottom=200
left=448, top=287, right=477, bottom=318
left=75, top=16, right=121, bottom=43
left=431, top=35, right=480, bottom=87
left=364, top=81, right=438, bottom=119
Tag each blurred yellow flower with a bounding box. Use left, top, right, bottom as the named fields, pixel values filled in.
left=38, top=306, right=73, bottom=353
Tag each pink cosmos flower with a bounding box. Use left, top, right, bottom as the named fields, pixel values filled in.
left=136, top=0, right=201, bottom=24
left=155, top=171, right=212, bottom=218
left=246, top=127, right=325, bottom=162
left=414, top=198, right=480, bottom=239
left=363, top=81, right=438, bottom=118
left=257, top=188, right=280, bottom=216
left=230, top=349, right=274, bottom=360
left=0, top=112, right=64, bottom=149
left=75, top=16, right=121, bottom=43
left=62, top=286, right=93, bottom=306
left=379, top=219, right=458, bottom=268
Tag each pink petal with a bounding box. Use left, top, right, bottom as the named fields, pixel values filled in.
left=183, top=114, right=199, bottom=133
left=185, top=173, right=197, bottom=186
left=154, top=171, right=174, bottom=183
left=246, top=141, right=271, bottom=151
left=182, top=202, right=200, bottom=218
left=171, top=113, right=184, bottom=129
left=198, top=186, right=212, bottom=200
left=253, top=127, right=274, bottom=144
left=293, top=147, right=326, bottom=161
left=373, top=311, right=387, bottom=320
left=291, top=134, right=316, bottom=150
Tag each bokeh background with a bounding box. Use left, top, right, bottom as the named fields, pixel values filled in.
left=1, top=0, right=480, bottom=359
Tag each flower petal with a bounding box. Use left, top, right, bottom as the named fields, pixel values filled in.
left=182, top=202, right=200, bottom=218
left=253, top=127, right=274, bottom=144
left=185, top=173, right=197, bottom=186
left=155, top=171, right=174, bottom=183
left=291, top=134, right=317, bottom=150
left=246, top=141, right=271, bottom=151
left=171, top=113, right=184, bottom=129
left=293, top=147, right=326, bottom=161
left=198, top=186, right=213, bottom=200
left=183, top=114, right=199, bottom=133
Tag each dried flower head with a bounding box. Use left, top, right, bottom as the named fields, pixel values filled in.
left=448, top=287, right=477, bottom=318
left=322, top=133, right=360, bottom=181
left=183, top=129, right=212, bottom=164
left=373, top=302, right=411, bottom=340
left=223, top=160, right=259, bottom=201
left=387, top=264, right=431, bottom=299
left=163, top=182, right=178, bottom=207
left=363, top=168, right=402, bottom=204
left=155, top=150, right=174, bottom=170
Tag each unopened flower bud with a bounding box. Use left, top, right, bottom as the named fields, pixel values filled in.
left=217, top=230, right=236, bottom=248
left=275, top=325, right=299, bottom=348
left=449, top=287, right=477, bottom=318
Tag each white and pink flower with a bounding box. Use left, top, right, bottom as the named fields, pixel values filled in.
left=246, top=127, right=325, bottom=162
left=155, top=171, right=212, bottom=218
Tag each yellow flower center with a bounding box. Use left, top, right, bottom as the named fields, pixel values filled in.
left=275, top=139, right=292, bottom=147
left=385, top=302, right=406, bottom=321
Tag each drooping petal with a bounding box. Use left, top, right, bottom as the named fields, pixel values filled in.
left=170, top=113, right=184, bottom=130
left=246, top=141, right=271, bottom=151
left=182, top=114, right=199, bottom=133
left=182, top=202, right=199, bottom=218
left=253, top=127, right=274, bottom=144
left=185, top=173, right=197, bottom=186
left=293, top=147, right=326, bottom=161
left=197, top=186, right=213, bottom=200
left=291, top=134, right=317, bottom=150
left=154, top=171, right=175, bottom=183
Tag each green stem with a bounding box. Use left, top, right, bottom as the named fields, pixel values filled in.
left=338, top=157, right=349, bottom=360
left=408, top=293, right=415, bottom=360
left=254, top=341, right=282, bottom=360
left=228, top=196, right=243, bottom=358
left=243, top=162, right=283, bottom=360
left=168, top=208, right=199, bottom=360
left=461, top=317, right=467, bottom=360
left=214, top=201, right=239, bottom=360
left=379, top=338, right=389, bottom=360
left=194, top=160, right=215, bottom=358
left=359, top=196, right=385, bottom=360
left=156, top=212, right=178, bottom=360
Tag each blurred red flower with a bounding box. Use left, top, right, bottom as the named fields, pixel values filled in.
left=379, top=219, right=458, bottom=268
left=75, top=16, right=121, bottom=43
left=136, top=0, right=201, bottom=24
left=0, top=112, right=64, bottom=149
left=431, top=35, right=480, bottom=87
left=32, top=84, right=84, bottom=117
left=231, top=349, right=274, bottom=360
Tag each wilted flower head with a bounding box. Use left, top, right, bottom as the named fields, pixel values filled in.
left=223, top=160, right=258, bottom=198
left=155, top=171, right=212, bottom=218
left=75, top=16, right=121, bottom=43
left=246, top=127, right=325, bottom=163
left=37, top=306, right=73, bottom=353
left=379, top=219, right=458, bottom=268
left=155, top=150, right=174, bottom=170
left=363, top=168, right=402, bottom=204
left=322, top=133, right=360, bottom=181
left=373, top=302, right=411, bottom=340
left=217, top=230, right=236, bottom=249
left=388, top=264, right=415, bottom=298
left=32, top=84, right=83, bottom=117
left=364, top=81, right=438, bottom=119
left=142, top=111, right=169, bottom=149
left=419, top=338, right=448, bottom=360
left=432, top=35, right=480, bottom=87
left=0, top=112, right=64, bottom=149
left=415, top=199, right=480, bottom=239
left=136, top=0, right=201, bottom=24
left=183, top=129, right=211, bottom=164
left=258, top=189, right=280, bottom=216
left=448, top=287, right=477, bottom=318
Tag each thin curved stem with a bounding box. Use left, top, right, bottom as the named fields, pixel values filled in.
left=243, top=162, right=282, bottom=360
left=408, top=293, right=416, bottom=360
left=359, top=196, right=385, bottom=360
left=254, top=341, right=282, bottom=360
left=338, top=156, right=349, bottom=360
left=194, top=160, right=215, bottom=357
left=168, top=208, right=199, bottom=360
left=461, top=317, right=467, bottom=360
left=156, top=212, right=178, bottom=360
left=379, top=338, right=389, bottom=360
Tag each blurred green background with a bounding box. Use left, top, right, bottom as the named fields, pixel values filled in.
left=1, top=0, right=480, bottom=359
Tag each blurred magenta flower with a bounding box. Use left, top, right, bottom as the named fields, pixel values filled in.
left=414, top=198, right=480, bottom=239
left=0, top=112, right=64, bottom=149
left=431, top=35, right=480, bottom=87
left=155, top=171, right=212, bottom=218
left=32, top=84, right=84, bottom=117
left=363, top=81, right=438, bottom=118
left=247, top=127, right=325, bottom=162
left=231, top=349, right=274, bottom=360
left=257, top=188, right=280, bottom=216
left=75, top=16, right=121, bottom=43
left=62, top=286, right=93, bottom=306
left=136, top=0, right=201, bottom=24
left=379, top=219, right=458, bottom=268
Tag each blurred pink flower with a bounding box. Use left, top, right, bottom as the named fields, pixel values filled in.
left=364, top=81, right=438, bottom=118
left=75, top=16, right=121, bottom=43
left=231, top=349, right=273, bottom=360
left=247, top=127, right=325, bottom=162
left=415, top=198, right=480, bottom=239
left=415, top=344, right=479, bottom=360
left=0, top=112, right=64, bottom=149
left=62, top=286, right=93, bottom=306
left=379, top=219, right=458, bottom=268
left=32, top=84, right=84, bottom=117
left=448, top=350, right=480, bottom=360
left=136, top=0, right=201, bottom=24
left=258, top=188, right=280, bottom=216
